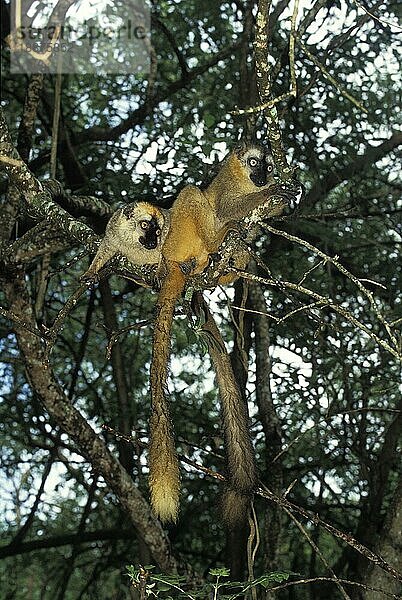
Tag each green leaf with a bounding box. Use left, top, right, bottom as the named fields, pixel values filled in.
left=256, top=572, right=290, bottom=588
left=156, top=582, right=171, bottom=591
left=209, top=567, right=230, bottom=577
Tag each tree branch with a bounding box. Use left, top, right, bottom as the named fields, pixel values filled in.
left=303, top=131, right=402, bottom=209
left=0, top=528, right=135, bottom=559
left=4, top=273, right=179, bottom=573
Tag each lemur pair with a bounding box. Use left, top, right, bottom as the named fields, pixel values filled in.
left=83, top=145, right=298, bottom=526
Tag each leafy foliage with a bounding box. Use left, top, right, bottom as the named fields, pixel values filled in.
left=126, top=565, right=290, bottom=598
left=0, top=0, right=401, bottom=598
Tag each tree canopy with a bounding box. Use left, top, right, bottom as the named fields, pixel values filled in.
left=0, top=0, right=401, bottom=599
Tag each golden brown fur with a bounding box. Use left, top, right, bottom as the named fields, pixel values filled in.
left=149, top=262, right=185, bottom=522
left=195, top=295, right=258, bottom=527
left=161, top=148, right=285, bottom=272
left=149, top=146, right=288, bottom=523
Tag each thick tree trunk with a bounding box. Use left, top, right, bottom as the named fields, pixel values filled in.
left=5, top=274, right=178, bottom=573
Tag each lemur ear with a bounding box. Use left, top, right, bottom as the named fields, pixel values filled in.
left=233, top=143, right=268, bottom=164
left=262, top=142, right=272, bottom=157
left=235, top=130, right=261, bottom=149
left=233, top=140, right=248, bottom=155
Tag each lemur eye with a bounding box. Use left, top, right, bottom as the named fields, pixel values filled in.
left=267, top=164, right=273, bottom=172
left=156, top=228, right=161, bottom=236
left=248, top=157, right=258, bottom=167
left=140, top=220, right=149, bottom=230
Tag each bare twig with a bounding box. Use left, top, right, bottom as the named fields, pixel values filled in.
left=105, top=320, right=152, bottom=360
left=0, top=306, right=48, bottom=341
left=352, top=0, right=402, bottom=31
left=268, top=576, right=400, bottom=597
left=298, top=41, right=368, bottom=113
left=45, top=284, right=89, bottom=356
left=281, top=503, right=351, bottom=600
left=262, top=224, right=399, bottom=351
left=234, top=268, right=401, bottom=360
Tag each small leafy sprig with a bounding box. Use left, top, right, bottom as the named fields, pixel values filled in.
left=126, top=565, right=290, bottom=599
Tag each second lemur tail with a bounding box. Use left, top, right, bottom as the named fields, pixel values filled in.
left=213, top=348, right=258, bottom=527
left=149, top=262, right=186, bottom=523
left=195, top=295, right=258, bottom=528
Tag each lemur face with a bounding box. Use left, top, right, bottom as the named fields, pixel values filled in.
left=138, top=216, right=161, bottom=250
left=236, top=146, right=303, bottom=210
left=237, top=147, right=275, bottom=187
left=122, top=202, right=164, bottom=251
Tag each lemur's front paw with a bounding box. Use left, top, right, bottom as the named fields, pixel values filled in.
left=265, top=180, right=304, bottom=213
left=180, top=258, right=196, bottom=276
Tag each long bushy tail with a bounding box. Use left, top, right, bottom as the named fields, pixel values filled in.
left=213, top=349, right=258, bottom=527
left=196, top=295, right=258, bottom=527
left=149, top=262, right=186, bottom=523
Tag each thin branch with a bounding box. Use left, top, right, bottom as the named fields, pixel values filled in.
left=254, top=0, right=293, bottom=180
left=8, top=454, right=55, bottom=546
left=234, top=268, right=401, bottom=360
left=17, top=73, right=44, bottom=162
left=282, top=504, right=351, bottom=600
left=298, top=40, right=367, bottom=113
left=0, top=306, right=48, bottom=340
left=105, top=320, right=152, bottom=360
left=262, top=223, right=399, bottom=350
left=0, top=528, right=136, bottom=559
left=45, top=284, right=89, bottom=356
left=233, top=0, right=298, bottom=116
left=352, top=0, right=402, bottom=31
left=268, top=576, right=400, bottom=598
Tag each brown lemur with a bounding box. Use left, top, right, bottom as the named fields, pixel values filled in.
left=81, top=201, right=170, bottom=281
left=149, top=144, right=294, bottom=525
